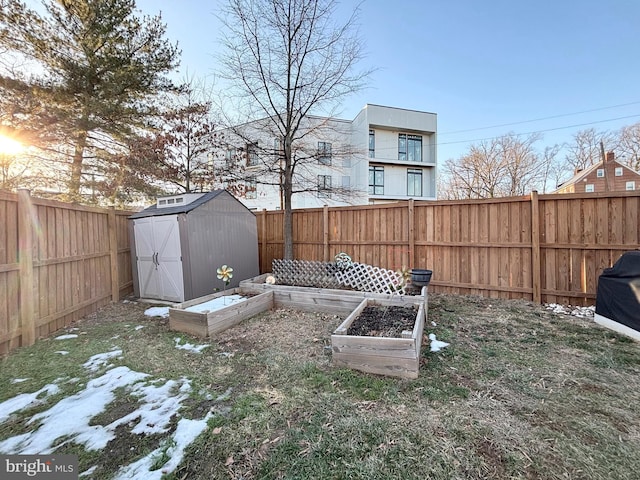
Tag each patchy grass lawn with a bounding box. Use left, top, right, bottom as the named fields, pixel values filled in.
left=1, top=294, right=639, bottom=479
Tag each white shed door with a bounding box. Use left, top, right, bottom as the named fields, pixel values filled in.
left=134, top=215, right=184, bottom=302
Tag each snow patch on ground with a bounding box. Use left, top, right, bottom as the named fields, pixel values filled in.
left=83, top=349, right=123, bottom=372
left=0, top=383, right=60, bottom=423
left=175, top=338, right=210, bottom=354
left=55, top=334, right=78, bottom=340
left=112, top=413, right=213, bottom=480
left=0, top=350, right=213, bottom=479
left=428, top=333, right=450, bottom=352
left=144, top=306, right=169, bottom=318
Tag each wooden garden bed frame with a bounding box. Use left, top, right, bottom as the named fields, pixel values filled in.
left=331, top=297, right=426, bottom=379
left=170, top=274, right=428, bottom=378
left=169, top=288, right=274, bottom=337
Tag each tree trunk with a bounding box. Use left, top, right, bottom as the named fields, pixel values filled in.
left=283, top=166, right=294, bottom=259
left=283, top=139, right=294, bottom=260
left=69, top=129, right=88, bottom=202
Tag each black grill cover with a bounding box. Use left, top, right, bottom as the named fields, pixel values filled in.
left=596, top=251, right=640, bottom=331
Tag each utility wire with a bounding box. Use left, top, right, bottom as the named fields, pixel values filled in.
left=439, top=101, right=640, bottom=135
left=437, top=113, right=640, bottom=146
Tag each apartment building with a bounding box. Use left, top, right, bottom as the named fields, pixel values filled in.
left=220, top=104, right=437, bottom=210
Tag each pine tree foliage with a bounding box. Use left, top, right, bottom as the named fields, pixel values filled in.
left=0, top=0, right=180, bottom=202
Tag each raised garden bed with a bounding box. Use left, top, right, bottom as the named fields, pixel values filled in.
left=169, top=274, right=428, bottom=378
left=331, top=298, right=426, bottom=379
left=169, top=288, right=274, bottom=337
left=240, top=273, right=425, bottom=315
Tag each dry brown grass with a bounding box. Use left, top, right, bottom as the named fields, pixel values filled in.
left=1, top=293, right=639, bottom=479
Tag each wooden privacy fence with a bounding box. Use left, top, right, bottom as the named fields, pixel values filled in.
left=2, top=189, right=638, bottom=355
left=257, top=191, right=640, bottom=306
left=0, top=189, right=134, bottom=355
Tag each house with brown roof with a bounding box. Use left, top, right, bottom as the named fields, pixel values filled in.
left=555, top=152, right=640, bottom=194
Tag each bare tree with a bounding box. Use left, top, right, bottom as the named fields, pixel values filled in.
left=496, top=133, right=544, bottom=196
left=540, top=144, right=563, bottom=193
left=217, top=0, right=370, bottom=259
left=440, top=133, right=549, bottom=199
left=151, top=78, right=222, bottom=194
left=564, top=128, right=615, bottom=172
left=617, top=122, right=640, bottom=172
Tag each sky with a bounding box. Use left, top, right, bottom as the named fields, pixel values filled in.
left=130, top=0, right=640, bottom=163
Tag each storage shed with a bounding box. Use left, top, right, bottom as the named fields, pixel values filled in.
left=129, top=190, right=259, bottom=302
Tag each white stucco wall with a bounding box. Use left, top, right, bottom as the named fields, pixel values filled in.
left=223, top=104, right=438, bottom=209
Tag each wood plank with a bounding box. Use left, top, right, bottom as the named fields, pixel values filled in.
left=0, top=199, right=7, bottom=264
left=18, top=189, right=35, bottom=346
left=209, top=292, right=274, bottom=335
left=0, top=272, right=7, bottom=336
left=332, top=353, right=419, bottom=379
left=331, top=335, right=417, bottom=359
left=169, top=309, right=209, bottom=337
left=622, top=197, right=639, bottom=244
left=108, top=207, right=119, bottom=302
left=169, top=291, right=274, bottom=338
left=530, top=191, right=542, bottom=303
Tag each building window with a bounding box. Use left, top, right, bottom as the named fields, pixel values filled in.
left=398, top=134, right=422, bottom=161
left=342, top=176, right=351, bottom=188
left=247, top=142, right=259, bottom=166
left=626, top=181, right=636, bottom=191
left=615, top=167, right=623, bottom=176
left=225, top=148, right=237, bottom=164
left=407, top=168, right=423, bottom=196
left=318, top=175, right=332, bottom=197
left=246, top=177, right=257, bottom=199
left=368, top=166, right=384, bottom=195
left=318, top=142, right=332, bottom=165
left=369, top=129, right=375, bottom=158
left=585, top=184, right=595, bottom=193
left=343, top=158, right=351, bottom=168
left=596, top=168, right=605, bottom=178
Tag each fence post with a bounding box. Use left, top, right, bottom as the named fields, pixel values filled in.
left=261, top=209, right=267, bottom=273
left=408, top=199, right=415, bottom=268
left=18, top=188, right=35, bottom=346
left=108, top=207, right=119, bottom=302
left=530, top=191, right=541, bottom=303
left=323, top=205, right=329, bottom=262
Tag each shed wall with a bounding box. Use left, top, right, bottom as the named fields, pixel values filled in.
left=185, top=192, right=259, bottom=299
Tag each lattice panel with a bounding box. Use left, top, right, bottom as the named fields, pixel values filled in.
left=335, top=262, right=407, bottom=295
left=272, top=259, right=342, bottom=288
left=272, top=259, right=406, bottom=295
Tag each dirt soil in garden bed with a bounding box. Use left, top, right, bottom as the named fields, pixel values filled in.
left=347, top=305, right=417, bottom=337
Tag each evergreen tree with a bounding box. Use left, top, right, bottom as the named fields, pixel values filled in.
left=0, top=0, right=180, bottom=201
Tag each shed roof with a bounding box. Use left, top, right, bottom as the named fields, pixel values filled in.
left=129, top=190, right=246, bottom=219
